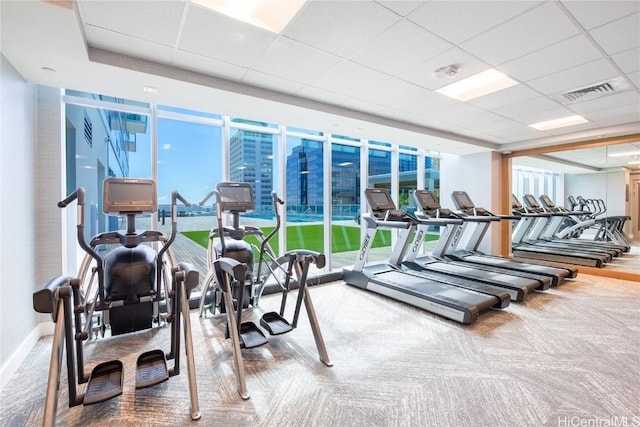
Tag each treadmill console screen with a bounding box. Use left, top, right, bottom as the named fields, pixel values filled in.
left=414, top=190, right=440, bottom=210
left=523, top=194, right=540, bottom=208
left=452, top=191, right=474, bottom=210
left=511, top=194, right=523, bottom=209
left=103, top=178, right=157, bottom=214
left=216, top=182, right=255, bottom=212
left=365, top=189, right=396, bottom=211
left=539, top=194, right=554, bottom=208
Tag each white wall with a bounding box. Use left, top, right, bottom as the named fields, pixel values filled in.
left=440, top=151, right=503, bottom=254
left=0, top=54, right=38, bottom=389
left=565, top=171, right=627, bottom=216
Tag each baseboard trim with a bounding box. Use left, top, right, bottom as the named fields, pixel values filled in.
left=0, top=322, right=52, bottom=392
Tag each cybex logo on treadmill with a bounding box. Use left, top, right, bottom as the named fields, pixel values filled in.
left=359, top=235, right=371, bottom=260
left=451, top=227, right=462, bottom=247
left=412, top=230, right=424, bottom=253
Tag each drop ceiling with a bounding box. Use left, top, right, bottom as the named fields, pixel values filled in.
left=1, top=0, right=639, bottom=167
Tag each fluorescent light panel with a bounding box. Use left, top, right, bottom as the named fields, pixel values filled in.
left=529, top=115, right=588, bottom=131
left=191, top=0, right=306, bottom=33
left=436, top=69, right=518, bottom=102
left=628, top=160, right=640, bottom=165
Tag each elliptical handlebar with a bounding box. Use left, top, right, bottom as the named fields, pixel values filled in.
left=58, top=189, right=82, bottom=208
left=198, top=190, right=216, bottom=207
left=158, top=190, right=190, bottom=259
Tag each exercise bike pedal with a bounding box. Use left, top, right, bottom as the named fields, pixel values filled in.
left=260, top=312, right=293, bottom=335
left=239, top=322, right=268, bottom=349
left=135, top=349, right=169, bottom=389
left=84, top=360, right=123, bottom=405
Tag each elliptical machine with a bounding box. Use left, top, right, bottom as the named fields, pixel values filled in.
left=197, top=182, right=332, bottom=399
left=33, top=178, right=201, bottom=426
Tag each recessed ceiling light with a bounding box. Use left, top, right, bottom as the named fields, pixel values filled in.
left=191, top=0, right=306, bottom=33
left=608, top=150, right=640, bottom=158
left=529, top=115, right=589, bottom=131
left=436, top=69, right=518, bottom=102
left=143, top=86, right=158, bottom=94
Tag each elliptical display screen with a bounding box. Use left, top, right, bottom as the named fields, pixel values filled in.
left=103, top=178, right=157, bottom=214
left=217, top=182, right=255, bottom=212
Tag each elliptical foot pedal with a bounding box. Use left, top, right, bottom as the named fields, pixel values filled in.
left=84, top=360, right=123, bottom=405
left=260, top=312, right=293, bottom=335
left=135, top=349, right=169, bottom=389
left=239, top=322, right=268, bottom=349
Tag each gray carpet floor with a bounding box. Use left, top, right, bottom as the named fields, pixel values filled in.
left=1, top=274, right=639, bottom=426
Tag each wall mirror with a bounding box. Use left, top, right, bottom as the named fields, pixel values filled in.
left=502, top=134, right=640, bottom=281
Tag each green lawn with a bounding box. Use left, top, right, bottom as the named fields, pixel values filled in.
left=182, top=224, right=438, bottom=254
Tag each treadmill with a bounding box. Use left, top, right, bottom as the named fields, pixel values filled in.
left=399, top=192, right=550, bottom=301
left=511, top=195, right=610, bottom=267
left=343, top=188, right=507, bottom=325
left=412, top=190, right=576, bottom=287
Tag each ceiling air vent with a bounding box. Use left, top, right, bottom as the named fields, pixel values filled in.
left=558, top=76, right=630, bottom=104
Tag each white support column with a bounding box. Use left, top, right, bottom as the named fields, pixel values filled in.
left=323, top=133, right=332, bottom=271
left=277, top=125, right=287, bottom=257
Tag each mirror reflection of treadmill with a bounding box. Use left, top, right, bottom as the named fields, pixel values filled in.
left=343, top=188, right=508, bottom=325
left=511, top=193, right=618, bottom=267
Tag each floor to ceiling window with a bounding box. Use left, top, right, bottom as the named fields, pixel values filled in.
left=285, top=128, right=325, bottom=255
left=61, top=90, right=443, bottom=277
left=330, top=139, right=362, bottom=269
left=64, top=91, right=151, bottom=273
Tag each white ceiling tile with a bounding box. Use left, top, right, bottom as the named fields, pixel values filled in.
left=588, top=12, right=640, bottom=55
left=349, top=20, right=453, bottom=76
left=527, top=58, right=619, bottom=96
left=591, top=112, right=640, bottom=127
left=375, top=1, right=424, bottom=17
left=398, top=48, right=490, bottom=90
left=512, top=106, right=582, bottom=125
left=498, top=35, right=603, bottom=82
left=628, top=71, right=640, bottom=88
left=85, top=26, right=174, bottom=64
left=313, top=61, right=392, bottom=98
left=283, top=1, right=400, bottom=58
left=356, top=78, right=456, bottom=114
left=489, top=126, right=549, bottom=141
left=426, top=101, right=488, bottom=123
left=251, top=37, right=342, bottom=85
left=567, top=90, right=640, bottom=115
left=241, top=70, right=304, bottom=95
left=460, top=2, right=581, bottom=65
left=561, top=0, right=640, bottom=30
left=542, top=121, right=599, bottom=136
left=493, top=96, right=563, bottom=119
left=78, top=1, right=185, bottom=47
left=467, top=85, right=542, bottom=111
left=444, top=111, right=506, bottom=129
left=611, top=48, right=640, bottom=73
left=586, top=103, right=640, bottom=123
left=406, top=1, right=541, bottom=44
left=472, top=118, right=523, bottom=133
left=172, top=50, right=248, bottom=80
left=179, top=5, right=276, bottom=68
